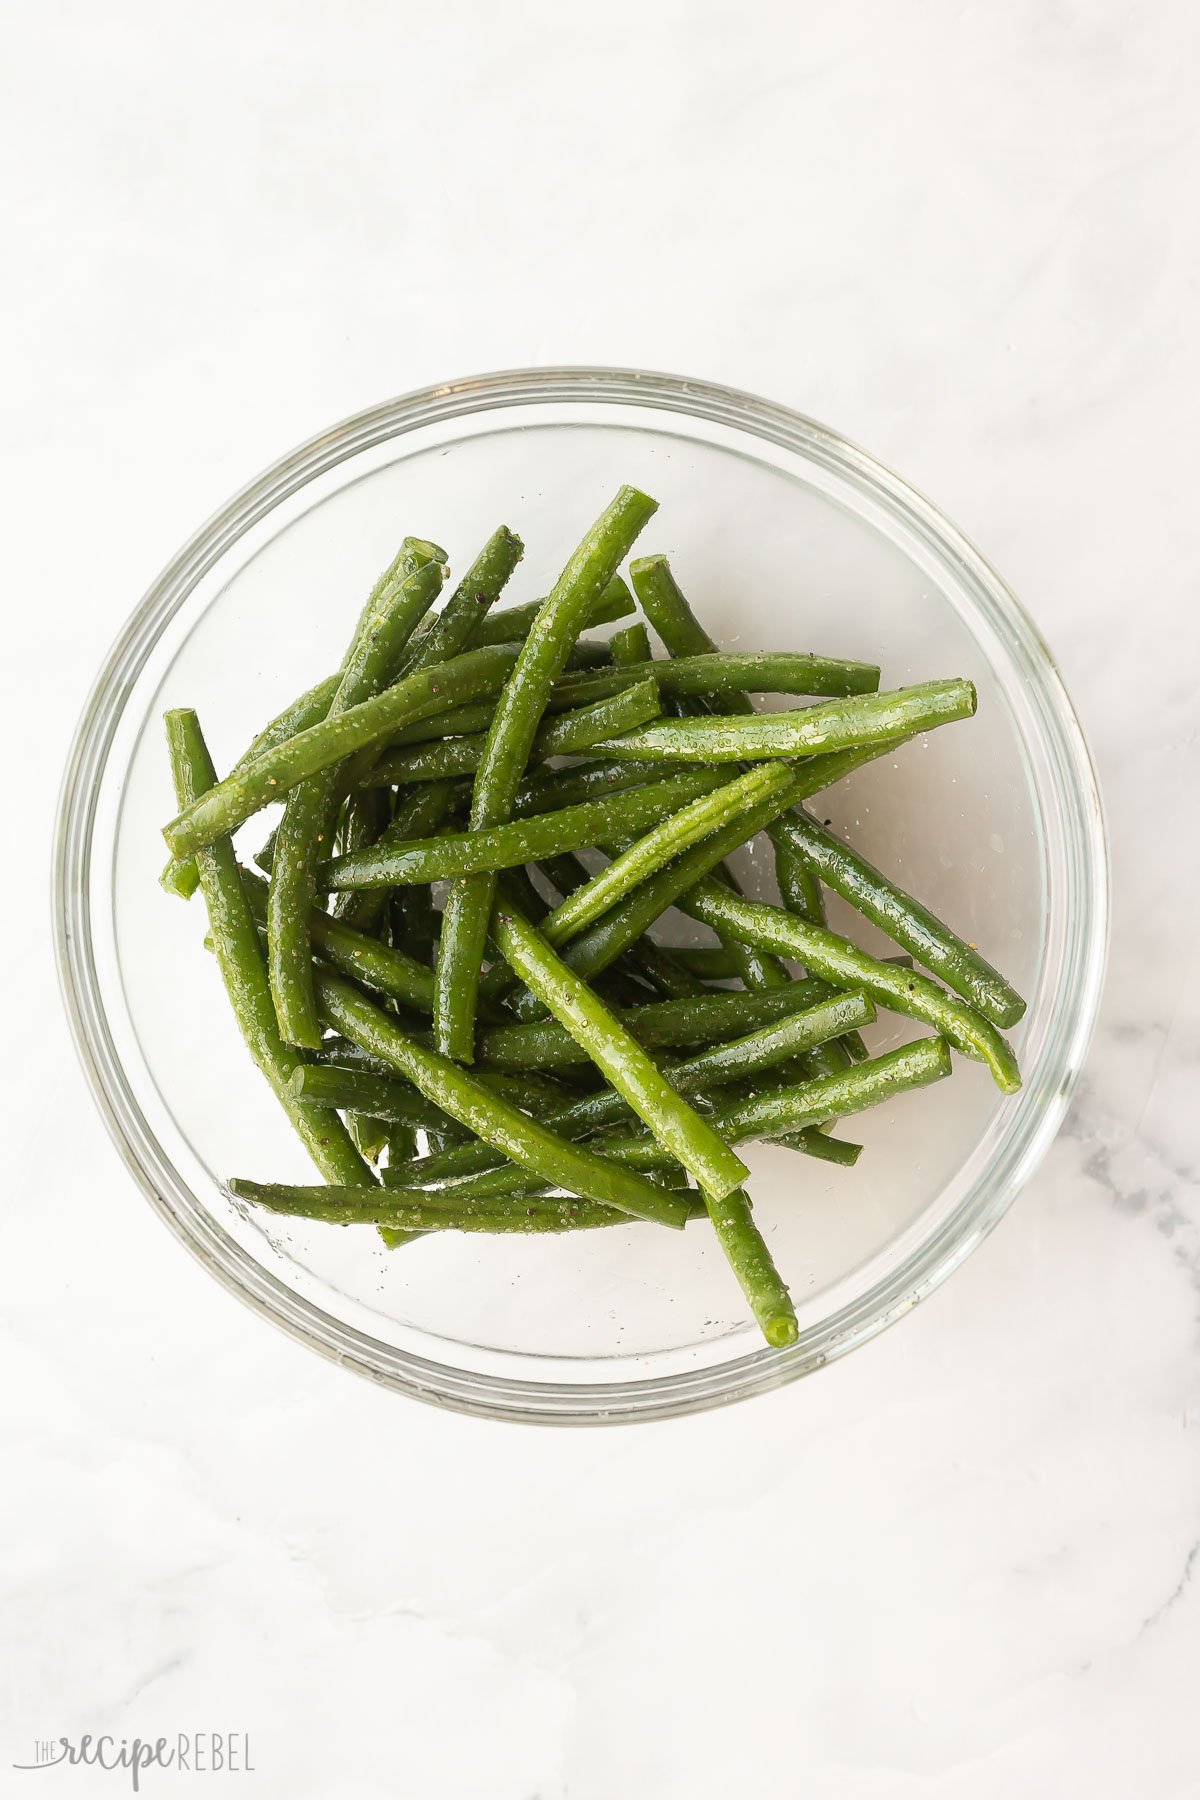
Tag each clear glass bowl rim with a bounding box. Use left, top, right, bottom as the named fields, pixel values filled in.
left=53, top=366, right=1110, bottom=1425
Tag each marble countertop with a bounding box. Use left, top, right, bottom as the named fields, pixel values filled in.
left=5, top=3, right=1198, bottom=1794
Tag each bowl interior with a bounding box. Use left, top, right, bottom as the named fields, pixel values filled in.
left=66, top=377, right=1099, bottom=1418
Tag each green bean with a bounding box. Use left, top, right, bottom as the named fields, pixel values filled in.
left=571, top=1038, right=954, bottom=1175
left=268, top=545, right=448, bottom=1046
left=667, top=991, right=874, bottom=1087
left=476, top=978, right=842, bottom=1068
left=241, top=677, right=342, bottom=755
left=629, top=553, right=738, bottom=666
left=681, top=872, right=789, bottom=995
left=609, top=622, right=650, bottom=666
left=328, top=794, right=352, bottom=855
left=334, top=781, right=459, bottom=930
left=534, top=872, right=668, bottom=1004
left=792, top=1038, right=855, bottom=1083
left=390, top=1102, right=668, bottom=1198
left=538, top=858, right=672, bottom=992
left=163, top=710, right=375, bottom=1189
left=763, top=980, right=862, bottom=1082
left=161, top=535, right=550, bottom=896
left=625, top=554, right=810, bottom=994
left=383, top=1099, right=650, bottom=1186
left=240, top=869, right=440, bottom=1016
left=626, top=940, right=709, bottom=999
left=770, top=809, right=1026, bottom=1028
left=164, top=489, right=1029, bottom=1341
left=565, top=638, right=625, bottom=670
left=525, top=675, right=664, bottom=749
left=594, top=965, right=661, bottom=1009
left=718, top=1037, right=952, bottom=1139
left=383, top=1123, right=419, bottom=1184
left=160, top=674, right=342, bottom=899
left=505, top=744, right=894, bottom=1017
left=382, top=1115, right=803, bottom=1206
left=487, top=1168, right=702, bottom=1203
left=495, top=863, right=555, bottom=926
left=390, top=875, right=435, bottom=965
left=667, top=946, right=741, bottom=980
left=547, top=667, right=716, bottom=712
left=535, top=849, right=599, bottom=902
left=625, top=557, right=825, bottom=1009
left=496, top=853, right=668, bottom=1012
left=512, top=758, right=692, bottom=817
left=361, top=679, right=664, bottom=786
left=390, top=1161, right=699, bottom=1202
left=289, top=1064, right=466, bottom=1129
left=435, top=487, right=659, bottom=1062
left=172, top=536, right=518, bottom=896
left=589, top=680, right=976, bottom=763
left=333, top=786, right=392, bottom=951
left=228, top=1179, right=684, bottom=1234
left=166, top=534, right=517, bottom=897
left=703, top=1190, right=797, bottom=1344
left=292, top=1061, right=582, bottom=1132
left=681, top=846, right=795, bottom=995
left=346, top=1113, right=389, bottom=1164
left=384, top=701, right=498, bottom=747
left=624, top=563, right=829, bottom=985
left=473, top=1068, right=586, bottom=1109
left=682, top=880, right=1021, bottom=1091
left=385, top=1122, right=418, bottom=1159
left=782, top=937, right=872, bottom=1072
left=471, top=574, right=634, bottom=648
left=164, top=641, right=520, bottom=859
left=388, top=1035, right=919, bottom=1217
left=773, top=1129, right=862, bottom=1166
left=713, top=929, right=789, bottom=995
left=613, top=954, right=691, bottom=1001
left=253, top=823, right=280, bottom=877
left=337, top=541, right=448, bottom=697
left=313, top=969, right=690, bottom=1226
left=622, top=556, right=834, bottom=1000
left=554, top=650, right=882, bottom=708
left=395, top=525, right=523, bottom=679
left=491, top=906, right=750, bottom=1200
left=342, top=786, right=391, bottom=858
left=771, top=821, right=827, bottom=924
left=317, top=1036, right=416, bottom=1075
left=379, top=1124, right=421, bottom=1238
left=390, top=646, right=885, bottom=746
left=529, top=763, right=793, bottom=948
left=651, top=680, right=859, bottom=1044
left=389, top=992, right=874, bottom=1188
left=319, top=773, right=727, bottom=891
left=315, top=1042, right=576, bottom=1113
left=413, top=914, right=805, bottom=1360
left=421, top=1127, right=459, bottom=1157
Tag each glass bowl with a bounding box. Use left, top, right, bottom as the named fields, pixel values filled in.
left=54, top=368, right=1108, bottom=1424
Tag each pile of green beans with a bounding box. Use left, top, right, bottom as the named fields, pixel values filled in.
left=161, top=491, right=1025, bottom=1347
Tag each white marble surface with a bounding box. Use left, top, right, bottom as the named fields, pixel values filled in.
left=4, top=2, right=1199, bottom=1794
